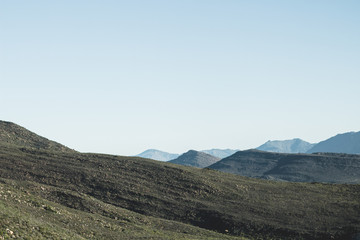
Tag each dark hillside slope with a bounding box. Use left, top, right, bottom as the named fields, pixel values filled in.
left=307, top=131, right=360, bottom=154
left=169, top=150, right=220, bottom=168
left=0, top=120, right=74, bottom=153
left=0, top=144, right=359, bottom=239
left=208, top=150, right=360, bottom=183
left=208, top=150, right=279, bottom=177
left=0, top=178, right=239, bottom=240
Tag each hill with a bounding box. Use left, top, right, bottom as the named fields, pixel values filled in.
left=169, top=150, right=220, bottom=168
left=0, top=123, right=360, bottom=239
left=256, top=138, right=314, bottom=153
left=1, top=145, right=359, bottom=239
left=0, top=120, right=74, bottom=153
left=0, top=177, right=239, bottom=240
left=136, top=149, right=179, bottom=161
left=208, top=149, right=360, bottom=183
left=307, top=131, right=360, bottom=154
left=201, top=149, right=238, bottom=158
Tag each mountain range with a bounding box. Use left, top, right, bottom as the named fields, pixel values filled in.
left=136, top=148, right=238, bottom=161
left=137, top=131, right=360, bottom=163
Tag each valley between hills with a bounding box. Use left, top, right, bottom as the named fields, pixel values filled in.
left=0, top=120, right=359, bottom=239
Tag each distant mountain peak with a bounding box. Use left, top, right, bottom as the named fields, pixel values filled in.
left=136, top=149, right=179, bottom=161
left=169, top=150, right=220, bottom=168
left=256, top=138, right=314, bottom=153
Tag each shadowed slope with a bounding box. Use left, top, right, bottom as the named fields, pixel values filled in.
left=208, top=150, right=360, bottom=183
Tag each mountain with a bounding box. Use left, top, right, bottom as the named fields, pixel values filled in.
left=0, top=120, right=74, bottom=153
left=169, top=150, right=220, bottom=168
left=136, top=149, right=179, bottom=161
left=201, top=149, right=238, bottom=158
left=208, top=149, right=360, bottom=183
left=307, top=131, right=360, bottom=154
left=256, top=138, right=315, bottom=153
left=1, top=122, right=360, bottom=239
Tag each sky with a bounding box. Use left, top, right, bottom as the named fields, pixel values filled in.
left=1, top=1, right=360, bottom=155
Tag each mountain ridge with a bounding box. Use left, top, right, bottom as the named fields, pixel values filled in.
left=208, top=149, right=360, bottom=183
left=307, top=131, right=360, bottom=154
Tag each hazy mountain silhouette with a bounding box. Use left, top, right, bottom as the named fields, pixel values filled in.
left=208, top=149, right=360, bottom=183
left=256, top=138, right=315, bottom=153
left=201, top=149, right=238, bottom=158
left=169, top=150, right=220, bottom=168
left=307, top=131, right=360, bottom=154
left=136, top=149, right=179, bottom=161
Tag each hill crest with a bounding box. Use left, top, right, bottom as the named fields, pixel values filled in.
left=0, top=120, right=74, bottom=153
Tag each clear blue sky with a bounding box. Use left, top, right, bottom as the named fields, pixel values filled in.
left=1, top=1, right=359, bottom=155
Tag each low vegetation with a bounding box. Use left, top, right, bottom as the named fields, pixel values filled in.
left=0, top=178, right=243, bottom=239
left=0, top=121, right=359, bottom=239
left=0, top=143, right=359, bottom=239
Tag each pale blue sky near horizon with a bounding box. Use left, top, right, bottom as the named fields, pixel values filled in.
left=1, top=1, right=359, bottom=155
